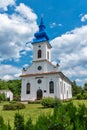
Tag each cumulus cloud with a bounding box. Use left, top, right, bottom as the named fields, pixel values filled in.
left=0, top=64, right=21, bottom=80
left=0, top=0, right=15, bottom=11
left=15, top=3, right=37, bottom=21
left=51, top=25, right=87, bottom=85
left=0, top=3, right=38, bottom=61
left=81, top=14, right=87, bottom=22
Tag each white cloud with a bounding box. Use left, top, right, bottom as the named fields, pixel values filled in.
left=23, top=64, right=29, bottom=68
left=52, top=61, right=57, bottom=66
left=75, top=79, right=82, bottom=83
left=50, top=22, right=56, bottom=28
left=81, top=14, right=87, bottom=22
left=15, top=3, right=37, bottom=21
left=0, top=3, right=38, bottom=61
left=0, top=0, right=15, bottom=11
left=51, top=25, right=87, bottom=85
left=50, top=22, right=62, bottom=28
left=2, top=75, right=14, bottom=81
left=58, top=24, right=62, bottom=27
left=0, top=64, right=21, bottom=80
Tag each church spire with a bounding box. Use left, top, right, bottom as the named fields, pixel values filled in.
left=39, top=17, right=46, bottom=32
left=32, top=17, right=49, bottom=44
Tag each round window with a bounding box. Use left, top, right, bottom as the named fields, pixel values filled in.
left=37, top=79, right=42, bottom=84
left=38, top=66, right=42, bottom=70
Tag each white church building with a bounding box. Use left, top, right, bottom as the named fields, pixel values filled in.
left=20, top=18, right=72, bottom=101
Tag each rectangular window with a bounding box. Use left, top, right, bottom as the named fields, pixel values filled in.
left=47, top=51, right=49, bottom=60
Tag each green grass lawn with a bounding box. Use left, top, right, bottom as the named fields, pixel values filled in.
left=0, top=100, right=87, bottom=128
left=0, top=102, right=53, bottom=127
left=72, top=99, right=87, bottom=107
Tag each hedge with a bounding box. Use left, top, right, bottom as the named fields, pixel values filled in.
left=3, top=102, right=25, bottom=110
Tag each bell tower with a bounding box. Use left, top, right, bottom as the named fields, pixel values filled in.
left=32, top=18, right=52, bottom=62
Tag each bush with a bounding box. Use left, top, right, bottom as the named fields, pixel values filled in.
left=0, top=116, right=7, bottom=130
left=25, top=117, right=34, bottom=130
left=76, top=92, right=87, bottom=100
left=28, top=100, right=41, bottom=104
left=41, top=97, right=62, bottom=108
left=1, top=101, right=87, bottom=130
left=0, top=93, right=6, bottom=102
left=76, top=93, right=83, bottom=99
left=83, top=92, right=87, bottom=99
left=14, top=113, right=24, bottom=130
left=3, top=102, right=25, bottom=110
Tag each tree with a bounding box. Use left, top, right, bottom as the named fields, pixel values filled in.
left=84, top=83, right=87, bottom=91
left=72, top=81, right=83, bottom=96
left=0, top=79, right=21, bottom=101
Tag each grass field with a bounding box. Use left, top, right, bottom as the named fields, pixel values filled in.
left=72, top=99, right=87, bottom=107
left=0, top=100, right=87, bottom=127
left=0, top=102, right=53, bottom=127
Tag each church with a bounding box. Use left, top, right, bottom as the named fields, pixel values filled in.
left=20, top=18, right=72, bottom=101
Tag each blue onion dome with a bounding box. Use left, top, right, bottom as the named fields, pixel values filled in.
left=32, top=18, right=49, bottom=43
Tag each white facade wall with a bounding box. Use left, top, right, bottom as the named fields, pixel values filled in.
left=59, top=78, right=72, bottom=100
left=21, top=74, right=60, bottom=101
left=21, top=73, right=72, bottom=101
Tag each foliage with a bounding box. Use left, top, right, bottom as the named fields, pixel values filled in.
left=25, top=117, right=34, bottom=130
left=84, top=82, right=87, bottom=91
left=7, top=121, right=12, bottom=130
left=1, top=102, right=87, bottom=129
left=3, top=102, right=25, bottom=110
left=76, top=92, right=87, bottom=99
left=0, top=79, right=21, bottom=101
left=0, top=116, right=6, bottom=130
left=76, top=93, right=83, bottom=99
left=14, top=113, right=24, bottom=130
left=0, top=93, right=6, bottom=102
left=72, top=80, right=83, bottom=96
left=34, top=114, right=50, bottom=130
left=28, top=100, right=41, bottom=104
left=41, top=97, right=62, bottom=108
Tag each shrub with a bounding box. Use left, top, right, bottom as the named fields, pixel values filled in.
left=14, top=113, right=24, bottom=130
left=9, top=100, right=17, bottom=104
left=41, top=97, right=62, bottom=108
left=34, top=114, right=50, bottom=130
left=83, top=92, right=87, bottom=99
left=0, top=116, right=7, bottom=130
left=76, top=93, right=83, bottom=99
left=76, top=92, right=87, bottom=100
left=28, top=100, right=41, bottom=104
left=25, top=117, right=34, bottom=130
left=0, top=93, right=6, bottom=102
left=3, top=102, right=25, bottom=110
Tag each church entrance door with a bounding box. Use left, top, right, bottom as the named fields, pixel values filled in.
left=37, top=89, right=43, bottom=100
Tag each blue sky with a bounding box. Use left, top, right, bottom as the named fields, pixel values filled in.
left=0, top=0, right=87, bottom=86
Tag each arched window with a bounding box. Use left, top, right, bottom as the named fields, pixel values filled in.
left=49, top=81, right=54, bottom=93
left=38, top=50, right=42, bottom=58
left=26, top=83, right=30, bottom=94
